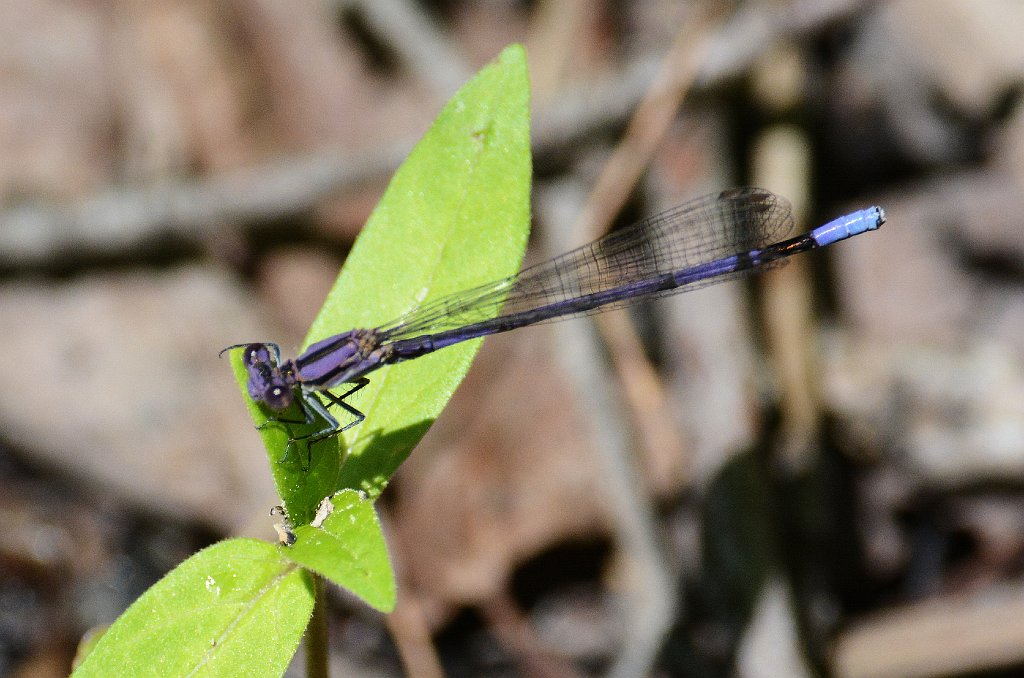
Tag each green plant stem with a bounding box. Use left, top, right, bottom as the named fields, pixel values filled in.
left=306, top=574, right=329, bottom=678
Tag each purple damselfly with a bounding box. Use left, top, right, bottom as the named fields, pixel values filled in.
left=223, top=187, right=884, bottom=466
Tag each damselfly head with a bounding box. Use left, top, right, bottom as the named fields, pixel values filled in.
left=241, top=343, right=295, bottom=411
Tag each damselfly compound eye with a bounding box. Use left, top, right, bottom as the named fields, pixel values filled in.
left=264, top=385, right=292, bottom=411
left=245, top=343, right=272, bottom=366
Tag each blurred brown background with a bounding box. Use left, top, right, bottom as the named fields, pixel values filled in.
left=2, top=0, right=1024, bottom=676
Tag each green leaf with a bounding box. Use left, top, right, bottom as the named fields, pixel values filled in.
left=227, top=43, right=529, bottom=529
left=227, top=44, right=530, bottom=517
left=284, top=489, right=396, bottom=612
left=313, top=43, right=532, bottom=498
left=73, top=539, right=313, bottom=678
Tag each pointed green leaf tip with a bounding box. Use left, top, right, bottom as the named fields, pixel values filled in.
left=311, top=43, right=532, bottom=498
left=227, top=44, right=530, bottom=517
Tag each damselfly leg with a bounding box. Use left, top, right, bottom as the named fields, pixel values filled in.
left=258, top=378, right=369, bottom=469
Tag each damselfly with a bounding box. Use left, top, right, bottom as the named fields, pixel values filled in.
left=223, top=187, right=884, bottom=464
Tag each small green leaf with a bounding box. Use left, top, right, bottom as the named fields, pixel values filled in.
left=310, top=43, right=532, bottom=498
left=73, top=539, right=313, bottom=678
left=284, top=489, right=396, bottom=611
